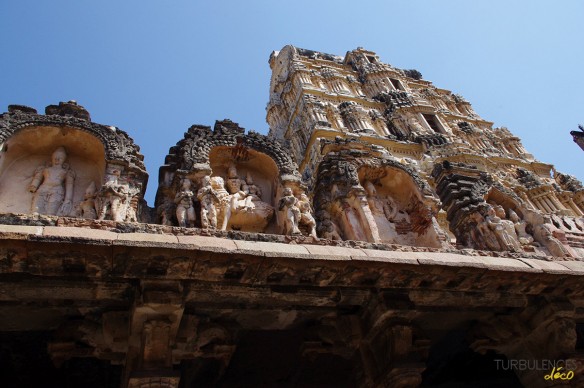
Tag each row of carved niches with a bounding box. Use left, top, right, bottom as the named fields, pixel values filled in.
left=315, top=163, right=449, bottom=248
left=0, top=103, right=147, bottom=222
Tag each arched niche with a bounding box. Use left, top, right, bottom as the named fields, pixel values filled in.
left=485, top=186, right=524, bottom=219
left=0, top=126, right=106, bottom=214
left=207, top=146, right=280, bottom=233
left=357, top=165, right=444, bottom=248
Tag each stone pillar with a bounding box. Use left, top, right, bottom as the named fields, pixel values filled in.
left=123, top=281, right=184, bottom=388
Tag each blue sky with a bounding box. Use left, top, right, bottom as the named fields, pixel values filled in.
left=1, top=1, right=583, bottom=204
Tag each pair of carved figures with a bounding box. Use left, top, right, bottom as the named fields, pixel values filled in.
left=470, top=205, right=523, bottom=252
left=29, top=147, right=139, bottom=222
left=174, top=176, right=220, bottom=229
left=278, top=188, right=317, bottom=238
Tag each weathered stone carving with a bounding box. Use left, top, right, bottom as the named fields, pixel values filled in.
left=316, top=210, right=342, bottom=240
left=175, top=178, right=196, bottom=228
left=278, top=187, right=301, bottom=235
left=486, top=205, right=521, bottom=252
left=197, top=175, right=219, bottom=229
left=508, top=209, right=534, bottom=245
left=156, top=119, right=299, bottom=234
left=96, top=166, right=140, bottom=223
left=0, top=101, right=148, bottom=221
left=298, top=193, right=317, bottom=238
left=76, top=182, right=98, bottom=219
left=28, top=146, right=76, bottom=216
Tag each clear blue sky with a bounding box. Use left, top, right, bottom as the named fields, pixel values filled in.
left=2, top=1, right=583, bottom=204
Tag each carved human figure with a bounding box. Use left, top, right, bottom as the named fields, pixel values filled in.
left=174, top=179, right=196, bottom=228
left=77, top=182, right=97, bottom=219
left=158, top=197, right=175, bottom=226
left=125, top=193, right=139, bottom=223
left=406, top=114, right=427, bottom=134
left=97, top=167, right=129, bottom=222
left=485, top=205, right=521, bottom=252
left=197, top=175, right=219, bottom=229
left=317, top=210, right=342, bottom=240
left=298, top=193, right=317, bottom=238
left=364, top=181, right=397, bottom=221
left=29, top=146, right=75, bottom=216
left=225, top=164, right=249, bottom=212
left=278, top=187, right=301, bottom=235
left=244, top=173, right=262, bottom=212
left=508, top=209, right=534, bottom=245
left=533, top=215, right=575, bottom=257
left=470, top=211, right=502, bottom=251
left=494, top=205, right=522, bottom=251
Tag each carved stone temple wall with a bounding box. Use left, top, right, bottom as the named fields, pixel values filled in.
left=1, top=47, right=584, bottom=387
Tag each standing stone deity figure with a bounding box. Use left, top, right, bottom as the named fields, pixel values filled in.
left=298, top=193, right=318, bottom=238
left=406, top=114, right=427, bottom=134
left=77, top=182, right=97, bottom=219
left=174, top=179, right=196, bottom=228
left=29, top=146, right=76, bottom=216
left=278, top=187, right=301, bottom=235
left=244, top=173, right=262, bottom=212
left=485, top=205, right=520, bottom=252
left=364, top=181, right=397, bottom=221
left=494, top=205, right=522, bottom=251
left=158, top=197, right=175, bottom=226
left=508, top=209, right=534, bottom=245
left=225, top=164, right=249, bottom=212
left=125, top=191, right=140, bottom=223
left=470, top=211, right=502, bottom=251
left=317, top=210, right=342, bottom=240
left=97, top=167, right=130, bottom=222
left=197, top=175, right=219, bottom=229
left=531, top=214, right=575, bottom=257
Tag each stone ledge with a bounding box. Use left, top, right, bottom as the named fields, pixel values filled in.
left=43, top=226, right=117, bottom=241
left=0, top=224, right=43, bottom=239
left=302, top=244, right=366, bottom=261
left=358, top=249, right=420, bottom=265
left=115, top=233, right=180, bottom=246
left=176, top=235, right=238, bottom=253
left=234, top=240, right=311, bottom=259
left=517, top=258, right=577, bottom=274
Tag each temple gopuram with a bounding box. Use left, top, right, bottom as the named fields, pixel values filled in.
left=1, top=46, right=583, bottom=387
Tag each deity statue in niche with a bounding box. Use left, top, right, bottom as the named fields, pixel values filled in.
left=243, top=173, right=262, bottom=212
left=316, top=210, right=342, bottom=240
left=493, top=205, right=522, bottom=251
left=298, top=193, right=317, bottom=238
left=174, top=179, right=196, bottom=228
left=278, top=187, right=301, bottom=235
left=484, top=205, right=521, bottom=252
left=76, top=182, right=97, bottom=219
left=529, top=213, right=576, bottom=257
left=29, top=146, right=76, bottom=216
left=508, top=209, right=534, bottom=245
left=97, top=167, right=130, bottom=222
left=209, top=171, right=273, bottom=232
left=197, top=175, right=219, bottom=229
left=225, top=163, right=249, bottom=212
left=363, top=180, right=398, bottom=243
left=469, top=211, right=503, bottom=251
